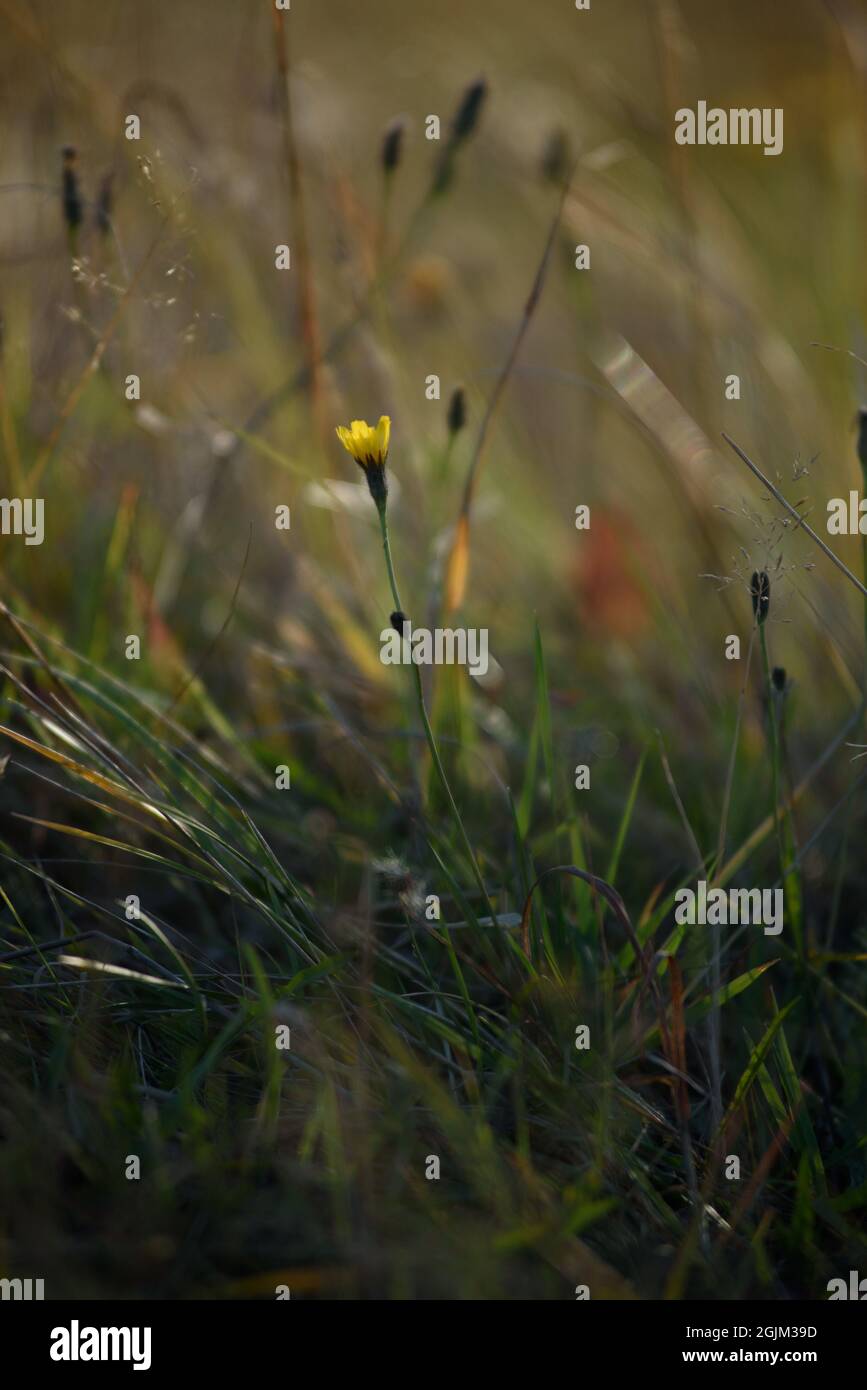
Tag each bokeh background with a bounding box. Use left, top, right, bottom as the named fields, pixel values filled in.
left=1, top=0, right=866, bottom=1300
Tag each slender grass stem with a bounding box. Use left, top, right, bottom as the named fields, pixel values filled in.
left=862, top=533, right=867, bottom=682
left=376, top=504, right=493, bottom=919
left=271, top=6, right=324, bottom=440
left=759, top=623, right=803, bottom=961
left=707, top=627, right=755, bottom=1137
left=759, top=624, right=783, bottom=862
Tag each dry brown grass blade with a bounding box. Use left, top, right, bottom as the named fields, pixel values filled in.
left=271, top=4, right=325, bottom=442
left=0, top=723, right=165, bottom=817
left=442, top=176, right=572, bottom=613
left=0, top=601, right=89, bottom=727
left=666, top=955, right=690, bottom=1125
left=664, top=953, right=699, bottom=1218
left=443, top=512, right=470, bottom=613
left=718, top=1102, right=800, bottom=1249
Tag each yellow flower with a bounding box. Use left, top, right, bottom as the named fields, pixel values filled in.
left=335, top=415, right=391, bottom=508
left=335, top=416, right=391, bottom=470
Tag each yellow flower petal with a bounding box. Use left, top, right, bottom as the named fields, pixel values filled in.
left=335, top=415, right=391, bottom=467
left=376, top=415, right=391, bottom=458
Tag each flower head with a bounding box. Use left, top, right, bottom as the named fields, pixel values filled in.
left=335, top=415, right=391, bottom=508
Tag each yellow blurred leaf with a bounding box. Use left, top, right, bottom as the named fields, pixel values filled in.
left=444, top=513, right=470, bottom=612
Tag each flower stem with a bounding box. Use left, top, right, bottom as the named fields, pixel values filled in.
left=377, top=504, right=493, bottom=919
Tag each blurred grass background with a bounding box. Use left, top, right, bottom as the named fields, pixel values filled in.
left=0, top=0, right=866, bottom=1299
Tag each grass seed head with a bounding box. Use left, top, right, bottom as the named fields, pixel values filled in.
left=61, top=146, right=82, bottom=232
left=432, top=77, right=488, bottom=195
left=447, top=385, right=467, bottom=436
left=381, top=118, right=405, bottom=175
left=857, top=407, right=867, bottom=477
left=541, top=127, right=571, bottom=185
left=751, top=569, right=770, bottom=624
left=452, top=77, right=487, bottom=143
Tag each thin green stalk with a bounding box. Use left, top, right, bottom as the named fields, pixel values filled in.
left=759, top=624, right=784, bottom=866
left=862, top=533, right=867, bottom=683
left=376, top=505, right=493, bottom=919
left=377, top=167, right=396, bottom=271
left=759, top=623, right=803, bottom=960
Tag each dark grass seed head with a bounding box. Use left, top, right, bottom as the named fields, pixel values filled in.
left=857, top=407, right=867, bottom=476
left=451, top=77, right=487, bottom=143
left=751, top=570, right=770, bottom=624
left=381, top=119, right=405, bottom=175
left=62, top=146, right=82, bottom=231
left=541, top=127, right=571, bottom=185
left=447, top=385, right=467, bottom=436
left=432, top=78, right=488, bottom=196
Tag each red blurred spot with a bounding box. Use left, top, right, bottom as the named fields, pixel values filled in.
left=570, top=508, right=650, bottom=639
